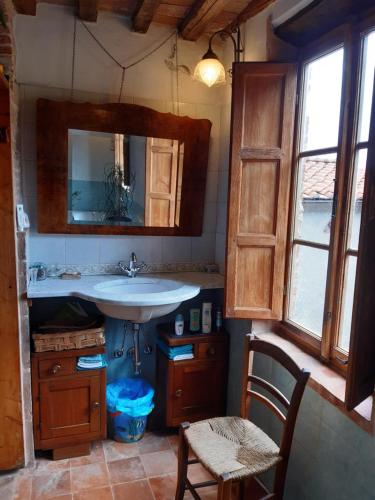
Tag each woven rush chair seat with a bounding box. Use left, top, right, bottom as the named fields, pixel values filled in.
left=185, top=416, right=281, bottom=481
left=175, top=337, right=310, bottom=499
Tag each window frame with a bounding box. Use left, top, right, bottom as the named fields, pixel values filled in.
left=281, top=15, right=375, bottom=375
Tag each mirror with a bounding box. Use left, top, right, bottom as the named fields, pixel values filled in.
left=68, top=130, right=184, bottom=228
left=37, top=99, right=211, bottom=236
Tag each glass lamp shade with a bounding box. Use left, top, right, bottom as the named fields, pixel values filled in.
left=193, top=57, right=226, bottom=87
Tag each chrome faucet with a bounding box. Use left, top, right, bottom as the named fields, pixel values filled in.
left=118, top=252, right=145, bottom=278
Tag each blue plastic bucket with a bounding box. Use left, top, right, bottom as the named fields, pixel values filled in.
left=106, top=378, right=154, bottom=443
left=109, top=411, right=148, bottom=443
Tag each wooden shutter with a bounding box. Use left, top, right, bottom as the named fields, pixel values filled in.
left=225, top=63, right=297, bottom=320
left=145, top=137, right=179, bottom=227
left=346, top=78, right=375, bottom=410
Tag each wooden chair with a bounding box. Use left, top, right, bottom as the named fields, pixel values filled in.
left=175, top=335, right=310, bottom=500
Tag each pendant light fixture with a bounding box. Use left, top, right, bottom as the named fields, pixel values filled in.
left=193, top=27, right=243, bottom=87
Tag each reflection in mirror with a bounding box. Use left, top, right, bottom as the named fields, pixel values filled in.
left=68, top=129, right=184, bottom=227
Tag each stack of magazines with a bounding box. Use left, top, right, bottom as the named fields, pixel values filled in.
left=156, top=339, right=194, bottom=361
left=77, top=354, right=107, bottom=370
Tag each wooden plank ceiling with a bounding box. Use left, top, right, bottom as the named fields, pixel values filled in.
left=12, top=0, right=276, bottom=40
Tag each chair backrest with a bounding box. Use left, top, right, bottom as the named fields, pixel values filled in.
left=240, top=335, right=310, bottom=460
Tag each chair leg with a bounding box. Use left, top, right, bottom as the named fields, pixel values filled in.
left=217, top=474, right=232, bottom=500
left=238, top=480, right=245, bottom=500
left=175, top=422, right=190, bottom=500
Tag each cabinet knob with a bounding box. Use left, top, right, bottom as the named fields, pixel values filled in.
left=207, top=347, right=216, bottom=356
left=92, top=401, right=101, bottom=409
left=175, top=389, right=183, bottom=398
left=51, top=363, right=61, bottom=374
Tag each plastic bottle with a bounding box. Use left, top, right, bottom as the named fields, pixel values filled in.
left=215, top=307, right=222, bottom=332
left=202, top=303, right=212, bottom=334
left=189, top=309, right=200, bottom=332
left=175, top=314, right=184, bottom=336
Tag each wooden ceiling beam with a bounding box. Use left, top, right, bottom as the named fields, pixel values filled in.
left=78, top=0, right=98, bottom=22
left=132, top=0, right=162, bottom=33
left=179, top=0, right=232, bottom=41
left=225, top=0, right=276, bottom=33
left=13, top=0, right=36, bottom=16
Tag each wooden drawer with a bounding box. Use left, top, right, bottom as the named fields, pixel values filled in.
left=39, top=357, right=76, bottom=379
left=197, top=341, right=226, bottom=360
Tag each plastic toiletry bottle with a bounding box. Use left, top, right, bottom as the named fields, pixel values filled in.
left=189, top=309, right=200, bottom=332
left=175, top=314, right=184, bottom=336
left=202, top=303, right=212, bottom=334
left=215, top=307, right=222, bottom=332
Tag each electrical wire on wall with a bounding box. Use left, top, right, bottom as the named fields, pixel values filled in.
left=69, top=18, right=177, bottom=103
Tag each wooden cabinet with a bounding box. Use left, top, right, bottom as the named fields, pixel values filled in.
left=32, top=347, right=106, bottom=459
left=155, top=327, right=228, bottom=427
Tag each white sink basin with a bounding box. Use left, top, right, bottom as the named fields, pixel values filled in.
left=78, top=277, right=200, bottom=322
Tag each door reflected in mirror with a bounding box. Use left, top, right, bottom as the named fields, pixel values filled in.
left=68, top=129, right=184, bottom=227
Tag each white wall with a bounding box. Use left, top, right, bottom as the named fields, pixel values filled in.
left=16, top=3, right=225, bottom=269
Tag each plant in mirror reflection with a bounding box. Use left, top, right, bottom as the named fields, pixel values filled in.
left=104, top=163, right=135, bottom=223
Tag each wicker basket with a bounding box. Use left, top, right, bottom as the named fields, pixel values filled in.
left=32, top=325, right=105, bottom=352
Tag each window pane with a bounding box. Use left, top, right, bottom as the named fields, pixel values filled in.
left=358, top=30, right=375, bottom=143
left=293, top=154, right=336, bottom=245
left=301, top=48, right=344, bottom=151
left=288, top=245, right=329, bottom=337
left=338, top=256, right=358, bottom=352
left=348, top=149, right=367, bottom=250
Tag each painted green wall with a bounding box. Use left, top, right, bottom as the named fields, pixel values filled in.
left=225, top=320, right=375, bottom=499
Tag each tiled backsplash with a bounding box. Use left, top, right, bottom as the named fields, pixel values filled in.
left=39, top=261, right=215, bottom=276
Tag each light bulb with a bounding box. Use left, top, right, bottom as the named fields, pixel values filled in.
left=193, top=58, right=226, bottom=87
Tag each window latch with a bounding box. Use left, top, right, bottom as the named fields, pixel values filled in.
left=324, top=311, right=332, bottom=322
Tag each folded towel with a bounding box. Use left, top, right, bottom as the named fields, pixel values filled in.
left=157, top=339, right=194, bottom=361
left=172, top=354, right=194, bottom=361
left=77, top=354, right=107, bottom=370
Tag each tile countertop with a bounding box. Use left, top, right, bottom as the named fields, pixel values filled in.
left=27, top=272, right=225, bottom=299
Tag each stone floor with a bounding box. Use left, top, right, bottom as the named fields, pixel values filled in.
left=0, top=432, right=221, bottom=500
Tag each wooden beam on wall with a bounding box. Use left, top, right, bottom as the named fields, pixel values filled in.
left=225, top=0, right=276, bottom=33
left=12, top=0, right=36, bottom=16
left=179, top=0, right=231, bottom=41
left=78, top=0, right=98, bottom=23
left=132, top=0, right=162, bottom=33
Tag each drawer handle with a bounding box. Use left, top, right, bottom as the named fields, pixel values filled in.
left=175, top=389, right=183, bottom=398
left=207, top=347, right=216, bottom=356
left=92, top=401, right=101, bottom=409
left=51, top=364, right=62, bottom=375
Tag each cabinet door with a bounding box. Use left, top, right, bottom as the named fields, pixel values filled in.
left=39, top=375, right=101, bottom=440
left=171, top=360, right=226, bottom=423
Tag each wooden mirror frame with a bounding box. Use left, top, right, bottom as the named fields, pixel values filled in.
left=37, top=99, right=212, bottom=236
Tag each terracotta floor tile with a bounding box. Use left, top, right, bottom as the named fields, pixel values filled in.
left=112, top=479, right=154, bottom=499
left=167, top=435, right=179, bottom=454
left=140, top=450, right=177, bottom=477
left=137, top=432, right=171, bottom=455
left=103, top=439, right=139, bottom=462
left=73, top=485, right=112, bottom=500
left=188, top=463, right=215, bottom=484
left=107, top=456, right=146, bottom=484
left=0, top=476, right=15, bottom=500
left=70, top=463, right=109, bottom=492
left=34, top=456, right=71, bottom=473
left=31, top=470, right=71, bottom=499
left=49, top=495, right=73, bottom=500
left=13, top=473, right=32, bottom=500
left=148, top=474, right=178, bottom=500
left=70, top=441, right=105, bottom=468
